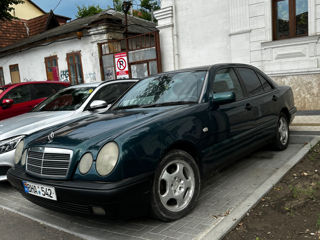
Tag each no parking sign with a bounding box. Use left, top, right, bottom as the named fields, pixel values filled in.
left=115, top=52, right=129, bottom=79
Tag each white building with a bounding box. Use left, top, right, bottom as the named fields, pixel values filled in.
left=155, top=0, right=319, bottom=110
left=0, top=10, right=158, bottom=86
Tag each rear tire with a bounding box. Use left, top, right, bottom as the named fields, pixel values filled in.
left=151, top=150, right=200, bottom=221
left=273, top=112, right=289, bottom=150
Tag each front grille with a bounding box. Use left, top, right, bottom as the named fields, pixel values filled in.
left=26, top=147, right=73, bottom=179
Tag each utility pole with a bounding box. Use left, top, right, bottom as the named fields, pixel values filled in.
left=122, top=1, right=132, bottom=77
left=122, top=1, right=132, bottom=39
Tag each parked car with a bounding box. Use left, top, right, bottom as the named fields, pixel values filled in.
left=8, top=64, right=296, bottom=221
left=0, top=79, right=137, bottom=181
left=0, top=81, right=70, bottom=121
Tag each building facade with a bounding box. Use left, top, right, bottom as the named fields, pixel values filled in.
left=11, top=0, right=45, bottom=20
left=155, top=0, right=319, bottom=110
left=0, top=11, right=159, bottom=86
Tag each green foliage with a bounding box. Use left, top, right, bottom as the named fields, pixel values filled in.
left=76, top=5, right=103, bottom=18
left=113, top=0, right=123, bottom=12
left=0, top=0, right=24, bottom=21
left=140, top=0, right=160, bottom=12
left=110, top=0, right=160, bottom=22
left=289, top=185, right=315, bottom=199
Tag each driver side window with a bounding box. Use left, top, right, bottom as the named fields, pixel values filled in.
left=211, top=68, right=244, bottom=101
left=3, top=85, right=31, bottom=104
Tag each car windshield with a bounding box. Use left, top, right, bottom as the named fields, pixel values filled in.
left=33, top=87, right=95, bottom=111
left=113, top=71, right=207, bottom=109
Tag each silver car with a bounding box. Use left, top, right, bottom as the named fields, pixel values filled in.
left=0, top=79, right=137, bottom=180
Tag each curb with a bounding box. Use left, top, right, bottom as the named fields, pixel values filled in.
left=198, top=136, right=320, bottom=240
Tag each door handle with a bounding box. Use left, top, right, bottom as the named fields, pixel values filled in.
left=272, top=95, right=278, bottom=101
left=245, top=103, right=253, bottom=111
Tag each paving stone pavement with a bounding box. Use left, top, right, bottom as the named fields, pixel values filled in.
left=0, top=135, right=315, bottom=240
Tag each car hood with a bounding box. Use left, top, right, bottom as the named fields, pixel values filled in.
left=30, top=105, right=189, bottom=150
left=0, top=111, right=88, bottom=141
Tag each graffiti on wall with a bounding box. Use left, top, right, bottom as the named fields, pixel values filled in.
left=23, top=77, right=32, bottom=82
left=85, top=72, right=96, bottom=82
left=60, top=70, right=69, bottom=82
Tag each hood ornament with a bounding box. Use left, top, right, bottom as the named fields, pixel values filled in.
left=48, top=132, right=55, bottom=143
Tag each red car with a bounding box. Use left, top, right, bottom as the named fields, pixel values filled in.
left=0, top=81, right=69, bottom=121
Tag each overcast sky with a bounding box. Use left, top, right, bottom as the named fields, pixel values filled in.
left=32, top=0, right=114, bottom=19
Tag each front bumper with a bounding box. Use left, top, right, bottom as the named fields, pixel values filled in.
left=8, top=167, right=153, bottom=218
left=0, top=149, right=15, bottom=181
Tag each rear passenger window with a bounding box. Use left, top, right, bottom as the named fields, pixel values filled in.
left=52, top=84, right=66, bottom=92
left=212, top=68, right=244, bottom=100
left=237, top=68, right=264, bottom=96
left=31, top=84, right=56, bottom=100
left=257, top=73, right=273, bottom=92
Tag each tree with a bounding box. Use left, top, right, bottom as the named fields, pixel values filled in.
left=112, top=0, right=123, bottom=12
left=110, top=0, right=160, bottom=22
left=140, top=0, right=160, bottom=22
left=0, top=0, right=24, bottom=21
left=76, top=5, right=103, bottom=18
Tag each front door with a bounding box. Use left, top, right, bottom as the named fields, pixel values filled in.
left=0, top=85, right=32, bottom=120
left=202, top=67, right=258, bottom=169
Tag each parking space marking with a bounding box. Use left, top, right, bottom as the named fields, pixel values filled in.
left=0, top=135, right=315, bottom=240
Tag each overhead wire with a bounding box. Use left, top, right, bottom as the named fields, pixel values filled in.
left=53, top=0, right=63, bottom=11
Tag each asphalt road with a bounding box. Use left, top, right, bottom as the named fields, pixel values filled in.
left=0, top=133, right=316, bottom=240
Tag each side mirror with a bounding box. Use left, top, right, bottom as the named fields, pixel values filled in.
left=1, top=98, right=14, bottom=108
left=89, top=100, right=108, bottom=110
left=211, top=91, right=235, bottom=105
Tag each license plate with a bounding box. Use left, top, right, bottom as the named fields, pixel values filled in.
left=22, top=181, right=57, bottom=201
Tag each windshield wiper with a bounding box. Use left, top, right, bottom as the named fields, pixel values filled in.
left=141, top=101, right=197, bottom=108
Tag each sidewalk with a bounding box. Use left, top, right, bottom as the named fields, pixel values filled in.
left=291, top=110, right=320, bottom=132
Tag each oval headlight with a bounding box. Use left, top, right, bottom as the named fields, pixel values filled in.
left=79, top=153, right=93, bottom=175
left=14, top=140, right=24, bottom=164
left=21, top=150, right=27, bottom=166
left=96, top=142, right=119, bottom=176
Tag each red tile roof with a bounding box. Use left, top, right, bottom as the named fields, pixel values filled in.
left=27, top=14, right=50, bottom=36
left=0, top=19, right=28, bottom=48
left=0, top=12, right=64, bottom=48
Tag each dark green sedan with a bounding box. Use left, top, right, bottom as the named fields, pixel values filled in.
left=8, top=64, right=296, bottom=221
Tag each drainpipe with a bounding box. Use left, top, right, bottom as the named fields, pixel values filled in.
left=172, top=1, right=180, bottom=70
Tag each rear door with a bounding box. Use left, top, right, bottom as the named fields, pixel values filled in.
left=235, top=67, right=276, bottom=140
left=204, top=67, right=258, bottom=167
left=0, top=84, right=32, bottom=120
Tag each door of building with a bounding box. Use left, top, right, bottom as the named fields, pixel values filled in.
left=9, top=64, right=21, bottom=84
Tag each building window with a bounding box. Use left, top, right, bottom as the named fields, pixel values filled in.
left=67, top=52, right=84, bottom=85
left=0, top=67, right=5, bottom=86
left=45, top=56, right=59, bottom=81
left=273, top=0, right=308, bottom=40
left=9, top=64, right=21, bottom=84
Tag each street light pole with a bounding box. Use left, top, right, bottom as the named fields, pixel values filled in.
left=122, top=1, right=132, bottom=78
left=122, top=1, right=132, bottom=39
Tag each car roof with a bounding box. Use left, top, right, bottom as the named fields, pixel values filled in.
left=150, top=63, right=260, bottom=76
left=3, top=81, right=69, bottom=88
left=64, top=79, right=138, bottom=89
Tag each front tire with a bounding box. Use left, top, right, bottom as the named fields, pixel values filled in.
left=273, top=113, right=289, bottom=150
left=151, top=150, right=201, bottom=221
